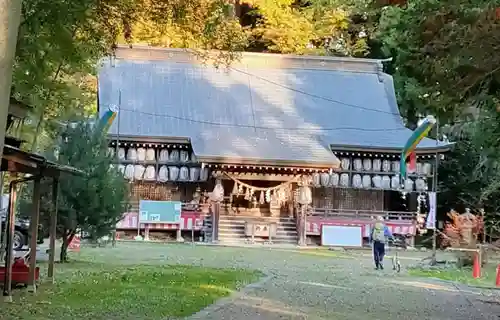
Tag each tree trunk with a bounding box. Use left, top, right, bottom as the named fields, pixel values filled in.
left=60, top=231, right=75, bottom=263
left=0, top=0, right=23, bottom=161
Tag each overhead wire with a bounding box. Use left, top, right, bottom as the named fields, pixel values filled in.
left=117, top=107, right=407, bottom=132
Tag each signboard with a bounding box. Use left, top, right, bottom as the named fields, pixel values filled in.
left=426, top=192, right=437, bottom=229
left=139, top=200, right=181, bottom=224
left=321, top=225, right=363, bottom=247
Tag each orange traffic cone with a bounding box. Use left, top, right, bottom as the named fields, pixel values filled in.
left=472, top=253, right=481, bottom=279
left=495, top=264, right=500, bottom=287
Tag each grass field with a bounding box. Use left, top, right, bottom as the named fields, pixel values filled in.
left=408, top=264, right=498, bottom=287
left=1, top=245, right=261, bottom=320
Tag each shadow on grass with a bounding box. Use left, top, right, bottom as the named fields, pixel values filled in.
left=1, top=263, right=262, bottom=320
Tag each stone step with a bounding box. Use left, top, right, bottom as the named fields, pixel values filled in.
left=218, top=237, right=298, bottom=245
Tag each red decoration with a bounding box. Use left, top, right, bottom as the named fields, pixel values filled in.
left=408, top=152, right=416, bottom=172
left=496, top=264, right=500, bottom=287
left=68, top=234, right=81, bottom=252
left=472, top=253, right=481, bottom=278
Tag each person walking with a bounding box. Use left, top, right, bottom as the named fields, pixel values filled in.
left=370, top=216, right=392, bottom=270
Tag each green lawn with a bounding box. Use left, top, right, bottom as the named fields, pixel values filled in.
left=2, top=258, right=261, bottom=320
left=408, top=264, right=498, bottom=287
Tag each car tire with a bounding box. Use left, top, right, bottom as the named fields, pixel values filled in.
left=13, top=231, right=26, bottom=251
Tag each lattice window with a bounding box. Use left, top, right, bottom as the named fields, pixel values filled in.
left=327, top=189, right=384, bottom=211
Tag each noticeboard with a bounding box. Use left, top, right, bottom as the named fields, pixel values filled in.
left=139, top=200, right=182, bottom=224
left=321, top=225, right=363, bottom=247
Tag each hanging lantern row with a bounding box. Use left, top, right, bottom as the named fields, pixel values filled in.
left=110, top=147, right=196, bottom=163
left=111, top=164, right=210, bottom=182
left=333, top=151, right=436, bottom=159
left=110, top=142, right=190, bottom=149
left=308, top=171, right=428, bottom=192
left=339, top=157, right=432, bottom=175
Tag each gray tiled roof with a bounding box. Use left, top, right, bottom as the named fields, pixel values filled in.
left=98, top=49, right=447, bottom=166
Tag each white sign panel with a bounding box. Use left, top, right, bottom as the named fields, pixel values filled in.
left=426, top=191, right=437, bottom=229
left=321, top=225, right=363, bottom=247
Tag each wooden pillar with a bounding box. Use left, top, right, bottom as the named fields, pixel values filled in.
left=212, top=202, right=220, bottom=243
left=28, top=178, right=41, bottom=293
left=2, top=180, right=17, bottom=302
left=47, top=178, right=59, bottom=282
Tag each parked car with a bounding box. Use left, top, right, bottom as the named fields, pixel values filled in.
left=0, top=210, right=44, bottom=250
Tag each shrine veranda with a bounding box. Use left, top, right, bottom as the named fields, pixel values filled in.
left=100, top=45, right=450, bottom=246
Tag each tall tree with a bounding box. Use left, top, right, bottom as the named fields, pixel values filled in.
left=21, top=119, right=129, bottom=262
left=0, top=0, right=22, bottom=161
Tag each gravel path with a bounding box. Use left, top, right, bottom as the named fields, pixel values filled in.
left=86, top=243, right=500, bottom=320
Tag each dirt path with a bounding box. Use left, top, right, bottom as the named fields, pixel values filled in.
left=83, top=243, right=500, bottom=319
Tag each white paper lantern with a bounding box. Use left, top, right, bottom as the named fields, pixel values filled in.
left=169, top=166, right=179, bottom=181
left=146, top=148, right=155, bottom=161
left=352, top=174, right=362, bottom=188
left=159, top=149, right=169, bottom=162
left=133, top=165, right=145, bottom=180
left=381, top=176, right=391, bottom=189
left=144, top=165, right=156, bottom=181
left=118, top=148, right=126, bottom=160
left=297, top=186, right=312, bottom=205
left=372, top=159, right=382, bottom=172
left=118, top=165, right=125, bottom=175
left=339, top=173, right=349, bottom=187
left=423, top=163, right=432, bottom=175
left=391, top=161, right=400, bottom=173
left=179, top=166, right=189, bottom=180
left=404, top=178, right=414, bottom=191
left=415, top=178, right=426, bottom=191
left=127, top=148, right=137, bottom=161
left=180, top=150, right=189, bottom=162
left=137, top=148, right=146, bottom=161
left=391, top=175, right=400, bottom=189
left=341, top=158, right=350, bottom=170
left=330, top=173, right=339, bottom=186
left=362, top=175, right=371, bottom=188
left=320, top=173, right=330, bottom=186
left=210, top=179, right=224, bottom=202
left=353, top=158, right=362, bottom=171
left=158, top=166, right=168, bottom=182
left=372, top=175, right=382, bottom=188
left=124, top=164, right=134, bottom=179
left=169, top=150, right=180, bottom=162
left=199, top=168, right=209, bottom=181
left=189, top=167, right=200, bottom=181
left=311, top=173, right=320, bottom=187
left=363, top=159, right=372, bottom=171
left=382, top=160, right=390, bottom=172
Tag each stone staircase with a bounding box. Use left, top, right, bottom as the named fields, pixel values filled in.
left=218, top=215, right=298, bottom=245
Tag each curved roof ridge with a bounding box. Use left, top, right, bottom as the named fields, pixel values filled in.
left=113, top=45, right=385, bottom=74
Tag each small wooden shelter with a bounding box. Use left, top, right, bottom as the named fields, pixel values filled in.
left=1, top=98, right=82, bottom=301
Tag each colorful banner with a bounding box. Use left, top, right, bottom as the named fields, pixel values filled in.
left=426, top=192, right=437, bottom=229
left=400, top=115, right=437, bottom=184
left=98, top=105, right=118, bottom=132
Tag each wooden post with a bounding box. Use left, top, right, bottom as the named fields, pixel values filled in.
left=47, top=178, right=59, bottom=282
left=2, top=180, right=17, bottom=302
left=28, top=178, right=41, bottom=293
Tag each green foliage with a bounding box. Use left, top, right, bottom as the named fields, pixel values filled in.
left=247, top=0, right=372, bottom=56
left=20, top=120, right=129, bottom=261
left=376, top=0, right=500, bottom=124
